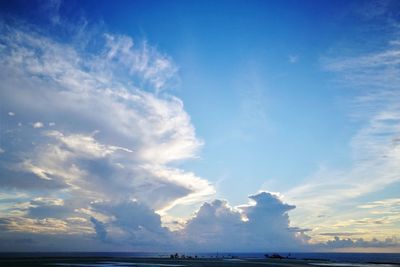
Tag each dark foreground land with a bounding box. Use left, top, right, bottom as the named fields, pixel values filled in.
left=0, top=257, right=322, bottom=267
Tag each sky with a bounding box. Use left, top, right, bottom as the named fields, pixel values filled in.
left=0, top=0, right=400, bottom=252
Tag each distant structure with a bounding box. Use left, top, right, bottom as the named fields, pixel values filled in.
left=265, top=253, right=285, bottom=259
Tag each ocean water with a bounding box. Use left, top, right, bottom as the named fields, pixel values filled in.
left=287, top=253, right=400, bottom=264
left=179, top=252, right=400, bottom=264
left=1, top=252, right=399, bottom=264
left=52, top=263, right=185, bottom=267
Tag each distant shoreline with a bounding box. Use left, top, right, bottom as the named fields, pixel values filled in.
left=1, top=253, right=400, bottom=267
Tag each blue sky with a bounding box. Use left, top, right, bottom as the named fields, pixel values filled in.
left=0, top=0, right=400, bottom=252
left=82, top=0, right=357, bottom=199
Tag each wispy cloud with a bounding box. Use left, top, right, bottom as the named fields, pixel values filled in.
left=286, top=4, right=400, bottom=246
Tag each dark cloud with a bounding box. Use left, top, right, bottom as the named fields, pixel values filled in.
left=0, top=192, right=312, bottom=251
left=90, top=200, right=173, bottom=249
left=92, top=200, right=166, bottom=234
left=26, top=198, right=80, bottom=219
left=0, top=232, right=112, bottom=252
left=90, top=216, right=107, bottom=242
left=27, top=204, right=71, bottom=219
left=0, top=167, right=68, bottom=190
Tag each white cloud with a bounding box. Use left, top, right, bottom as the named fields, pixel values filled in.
left=32, top=122, right=44, bottom=128
left=103, top=34, right=178, bottom=92
left=45, top=130, right=133, bottom=158
left=8, top=112, right=14, bottom=116
left=182, top=192, right=308, bottom=252
left=0, top=216, right=84, bottom=234
left=358, top=198, right=400, bottom=209
left=289, top=43, right=400, bottom=207
left=287, top=29, right=400, bottom=242
left=0, top=16, right=214, bottom=246
left=0, top=6, right=323, bottom=252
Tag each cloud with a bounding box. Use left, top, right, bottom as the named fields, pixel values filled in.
left=0, top=3, right=339, bottom=252
left=40, top=0, right=62, bottom=25
left=324, top=236, right=400, bottom=249
left=0, top=11, right=217, bottom=251
left=182, top=199, right=245, bottom=251
left=89, top=200, right=173, bottom=249
left=0, top=188, right=308, bottom=251
left=0, top=17, right=213, bottom=212
left=286, top=4, right=400, bottom=244
left=182, top=192, right=307, bottom=252
left=32, top=122, right=44, bottom=128
left=358, top=198, right=400, bottom=210
left=0, top=231, right=109, bottom=252
left=320, top=232, right=365, bottom=237
left=0, top=216, right=70, bottom=234
left=79, top=193, right=306, bottom=252
left=103, top=34, right=178, bottom=92
left=90, top=216, right=107, bottom=242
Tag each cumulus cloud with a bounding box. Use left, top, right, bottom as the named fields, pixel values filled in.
left=89, top=200, right=174, bottom=250
left=182, top=192, right=307, bottom=252
left=0, top=11, right=217, bottom=250
left=0, top=4, right=311, bottom=252
left=0, top=16, right=213, bottom=206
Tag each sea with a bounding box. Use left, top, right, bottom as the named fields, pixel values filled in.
left=0, top=252, right=399, bottom=264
